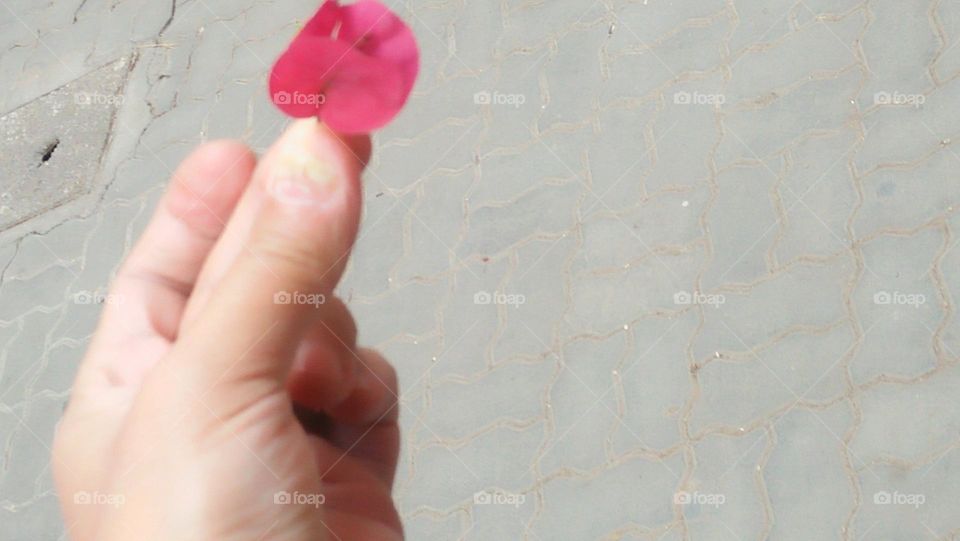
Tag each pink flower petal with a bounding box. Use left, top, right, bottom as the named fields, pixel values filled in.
left=269, top=37, right=351, bottom=118
left=270, top=35, right=406, bottom=133
left=338, top=0, right=420, bottom=97
left=301, top=0, right=341, bottom=38
left=321, top=52, right=406, bottom=133
left=269, top=0, right=420, bottom=133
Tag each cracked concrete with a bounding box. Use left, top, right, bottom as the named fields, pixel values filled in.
left=0, top=57, right=130, bottom=231
left=2, top=1, right=960, bottom=540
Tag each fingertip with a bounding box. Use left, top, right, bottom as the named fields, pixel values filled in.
left=165, top=140, right=257, bottom=237
left=327, top=348, right=398, bottom=424
left=276, top=119, right=368, bottom=169
left=178, top=139, right=257, bottom=185
left=257, top=120, right=364, bottom=261
left=288, top=342, right=358, bottom=410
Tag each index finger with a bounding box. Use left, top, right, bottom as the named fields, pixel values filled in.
left=171, top=119, right=366, bottom=404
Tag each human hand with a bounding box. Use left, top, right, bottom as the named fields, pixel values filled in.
left=53, top=120, right=402, bottom=541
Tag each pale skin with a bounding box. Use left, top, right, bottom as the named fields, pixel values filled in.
left=52, top=119, right=402, bottom=540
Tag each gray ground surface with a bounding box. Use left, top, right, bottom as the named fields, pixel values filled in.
left=2, top=1, right=960, bottom=539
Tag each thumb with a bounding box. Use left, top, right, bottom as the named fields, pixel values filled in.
left=171, top=118, right=365, bottom=406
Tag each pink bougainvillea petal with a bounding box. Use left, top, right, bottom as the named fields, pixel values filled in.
left=301, top=0, right=341, bottom=38
left=269, top=37, right=352, bottom=118
left=269, top=35, right=406, bottom=133
left=269, top=0, right=419, bottom=133
left=320, top=53, right=405, bottom=133
left=337, top=0, right=420, bottom=96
